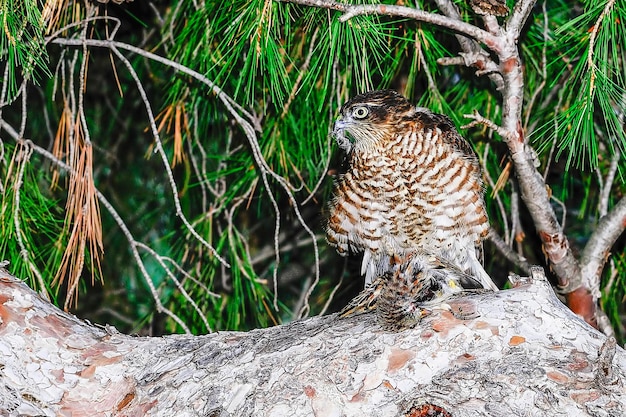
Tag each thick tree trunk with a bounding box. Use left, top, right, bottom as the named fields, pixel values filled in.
left=0, top=267, right=624, bottom=416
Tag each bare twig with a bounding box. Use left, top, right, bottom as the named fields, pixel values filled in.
left=0, top=61, right=9, bottom=108
left=0, top=62, right=9, bottom=178
left=301, top=130, right=332, bottom=205
left=9, top=142, right=49, bottom=299
left=586, top=0, right=616, bottom=99
left=602, top=260, right=619, bottom=299
left=94, top=191, right=193, bottom=334
left=318, top=272, right=343, bottom=317
left=481, top=144, right=510, bottom=244
left=276, top=0, right=347, bottom=12
left=251, top=234, right=322, bottom=266
left=434, top=0, right=504, bottom=90
left=542, top=89, right=565, bottom=181
left=159, top=251, right=219, bottom=297
left=510, top=184, right=522, bottom=254
left=47, top=15, right=122, bottom=43
left=224, top=193, right=256, bottom=284
left=598, top=151, right=621, bottom=218
left=108, top=45, right=229, bottom=268
left=487, top=230, right=532, bottom=275
left=187, top=105, right=208, bottom=213
left=506, top=0, right=538, bottom=36
left=135, top=242, right=214, bottom=332
left=462, top=111, right=511, bottom=140
left=342, top=5, right=496, bottom=45
left=46, top=37, right=255, bottom=123
left=77, top=26, right=91, bottom=147
left=280, top=28, right=320, bottom=120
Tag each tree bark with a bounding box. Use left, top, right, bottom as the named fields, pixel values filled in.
left=0, top=267, right=624, bottom=416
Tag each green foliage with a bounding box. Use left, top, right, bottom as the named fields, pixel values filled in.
left=531, top=0, right=626, bottom=170
left=0, top=147, right=64, bottom=299
left=0, top=0, right=50, bottom=102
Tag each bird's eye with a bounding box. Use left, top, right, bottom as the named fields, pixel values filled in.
left=352, top=106, right=369, bottom=119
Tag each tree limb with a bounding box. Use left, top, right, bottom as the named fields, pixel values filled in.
left=279, top=0, right=498, bottom=46
left=483, top=0, right=584, bottom=297
left=1, top=267, right=624, bottom=415
left=581, top=197, right=626, bottom=298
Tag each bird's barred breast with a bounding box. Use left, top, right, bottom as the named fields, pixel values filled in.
left=328, top=126, right=487, bottom=256
left=327, top=170, right=389, bottom=254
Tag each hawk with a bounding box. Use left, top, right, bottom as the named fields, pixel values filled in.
left=326, top=89, right=497, bottom=291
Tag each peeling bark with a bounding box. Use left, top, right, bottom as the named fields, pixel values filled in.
left=1, top=268, right=624, bottom=416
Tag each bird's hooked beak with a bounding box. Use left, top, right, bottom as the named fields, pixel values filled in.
left=334, top=117, right=347, bottom=131
left=332, top=117, right=354, bottom=153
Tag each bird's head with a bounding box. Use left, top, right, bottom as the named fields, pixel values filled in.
left=333, top=89, right=415, bottom=153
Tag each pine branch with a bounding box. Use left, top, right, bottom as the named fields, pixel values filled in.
left=0, top=121, right=203, bottom=333
left=279, top=0, right=498, bottom=46
left=48, top=32, right=323, bottom=318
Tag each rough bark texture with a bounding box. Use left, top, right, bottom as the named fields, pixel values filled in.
left=0, top=267, right=624, bottom=416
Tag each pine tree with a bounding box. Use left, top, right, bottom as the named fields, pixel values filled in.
left=0, top=0, right=624, bottom=341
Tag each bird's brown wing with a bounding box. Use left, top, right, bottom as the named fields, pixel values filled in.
left=415, top=111, right=478, bottom=161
